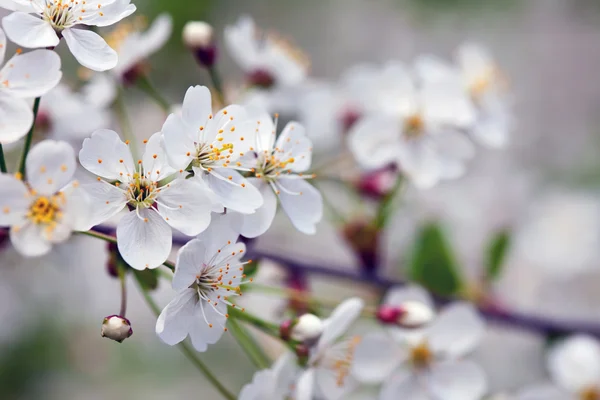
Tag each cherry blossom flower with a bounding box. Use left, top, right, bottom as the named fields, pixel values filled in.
left=156, top=220, right=251, bottom=352
left=517, top=335, right=600, bottom=400
left=79, top=129, right=214, bottom=270
left=0, top=140, right=92, bottom=256
left=1, top=0, right=136, bottom=71
left=0, top=28, right=62, bottom=143
left=236, top=113, right=323, bottom=237
left=295, top=297, right=364, bottom=400
left=348, top=61, right=476, bottom=189
left=239, top=352, right=299, bottom=400
left=160, top=85, right=263, bottom=214
left=352, top=285, right=487, bottom=400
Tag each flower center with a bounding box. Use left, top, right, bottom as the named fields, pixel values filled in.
left=126, top=173, right=158, bottom=209
left=410, top=342, right=433, bottom=368
left=256, top=153, right=294, bottom=181
left=27, top=194, right=63, bottom=227
left=323, top=336, right=361, bottom=388
left=581, top=387, right=600, bottom=400
left=194, top=142, right=235, bottom=170
left=41, top=0, right=81, bottom=31
left=403, top=113, right=425, bottom=139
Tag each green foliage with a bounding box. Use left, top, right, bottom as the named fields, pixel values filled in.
left=485, top=229, right=511, bottom=281
left=408, top=222, right=463, bottom=296
left=133, top=268, right=159, bottom=291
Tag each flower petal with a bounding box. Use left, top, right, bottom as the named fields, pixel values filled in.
left=295, top=369, right=316, bottom=400
left=274, top=121, right=313, bottom=173
left=276, top=177, right=322, bottom=235
left=428, top=360, right=487, bottom=400
left=427, top=302, right=485, bottom=358
left=0, top=173, right=29, bottom=226
left=348, top=114, right=401, bottom=170
left=383, top=285, right=435, bottom=309
left=0, top=28, right=6, bottom=66
left=26, top=140, right=75, bottom=196
left=516, top=384, right=570, bottom=400
left=188, top=299, right=227, bottom=352
left=79, top=129, right=135, bottom=182
left=10, top=221, right=51, bottom=257
left=0, top=93, right=32, bottom=143
left=116, top=208, right=172, bottom=270
left=156, top=288, right=196, bottom=345
left=161, top=113, right=196, bottom=171
left=315, top=366, right=360, bottom=400
left=0, top=49, right=62, bottom=98
left=63, top=28, right=117, bottom=71
left=180, top=85, right=213, bottom=134
left=172, top=238, right=206, bottom=291
left=237, top=178, right=277, bottom=238
left=59, top=181, right=94, bottom=231
left=156, top=179, right=213, bottom=236
left=317, top=297, right=364, bottom=352
left=79, top=181, right=127, bottom=226
left=84, top=0, right=136, bottom=27
left=142, top=132, right=175, bottom=182
left=2, top=12, right=59, bottom=48
left=352, top=332, right=405, bottom=383
left=204, top=168, right=263, bottom=214
left=379, top=368, right=428, bottom=400
left=548, top=335, right=600, bottom=393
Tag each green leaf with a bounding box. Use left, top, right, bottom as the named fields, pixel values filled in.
left=133, top=268, right=159, bottom=291
left=485, top=230, right=511, bottom=281
left=408, top=222, right=463, bottom=296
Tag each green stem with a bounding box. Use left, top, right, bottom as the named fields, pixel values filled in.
left=119, top=267, right=128, bottom=317
left=314, top=181, right=346, bottom=226
left=79, top=229, right=117, bottom=244
left=135, top=276, right=236, bottom=400
left=137, top=76, right=170, bottom=113
left=0, top=143, right=7, bottom=173
left=227, top=306, right=280, bottom=337
left=18, top=97, right=41, bottom=176
left=373, top=175, right=404, bottom=229
left=227, top=317, right=271, bottom=369
left=115, top=88, right=138, bottom=159
left=207, top=66, right=225, bottom=105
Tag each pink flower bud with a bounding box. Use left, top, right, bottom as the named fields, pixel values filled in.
left=183, top=21, right=217, bottom=68
left=376, top=301, right=434, bottom=328
left=101, top=315, right=133, bottom=343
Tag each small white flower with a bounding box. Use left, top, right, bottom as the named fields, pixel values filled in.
left=517, top=335, right=600, bottom=400
left=79, top=129, right=214, bottom=270
left=160, top=85, right=263, bottom=214
left=236, top=113, right=323, bottom=237
left=348, top=61, right=476, bottom=189
left=295, top=297, right=364, bottom=400
left=156, top=221, right=251, bottom=352
left=224, top=15, right=309, bottom=89
left=1, top=0, right=136, bottom=71
left=352, top=285, right=487, bottom=400
left=239, top=352, right=299, bottom=400
left=0, top=140, right=92, bottom=256
left=0, top=28, right=62, bottom=143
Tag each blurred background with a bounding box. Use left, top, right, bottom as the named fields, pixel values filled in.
left=2, top=0, right=600, bottom=398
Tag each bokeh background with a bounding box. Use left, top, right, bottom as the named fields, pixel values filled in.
left=2, top=0, right=600, bottom=398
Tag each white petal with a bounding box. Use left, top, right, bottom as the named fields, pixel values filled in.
left=0, top=173, right=29, bottom=225
left=181, top=85, right=213, bottom=132
left=0, top=50, right=62, bottom=98
left=84, top=0, right=136, bottom=27
left=25, top=140, right=75, bottom=195
left=2, top=12, right=59, bottom=48
left=116, top=209, right=172, bottom=270
left=0, top=0, right=35, bottom=12
left=352, top=332, right=405, bottom=383
left=204, top=169, right=263, bottom=214
left=0, top=27, right=5, bottom=65
left=548, top=335, right=600, bottom=393
left=239, top=369, right=277, bottom=400
left=274, top=121, right=313, bottom=173
left=348, top=115, right=400, bottom=170
left=196, top=212, right=242, bottom=254
left=379, top=368, right=428, bottom=400
left=295, top=369, right=316, bottom=400
left=317, top=297, right=364, bottom=352
left=79, top=129, right=135, bottom=182
left=421, top=81, right=476, bottom=127
left=428, top=360, right=487, bottom=400
left=0, top=93, right=32, bottom=143
left=237, top=178, right=277, bottom=238
left=189, top=299, right=227, bottom=352
left=156, top=288, right=196, bottom=345
left=172, top=238, right=206, bottom=291
left=161, top=113, right=196, bottom=171
left=142, top=132, right=175, bottom=181
left=10, top=221, right=51, bottom=256
left=383, top=285, right=435, bottom=309
left=156, top=179, right=212, bottom=236
left=63, top=28, right=117, bottom=71
left=252, top=112, right=276, bottom=153
left=79, top=181, right=127, bottom=226
left=276, top=177, right=322, bottom=235
left=316, top=366, right=360, bottom=400
left=396, top=137, right=442, bottom=189
left=59, top=181, right=94, bottom=231
left=427, top=302, right=485, bottom=358
left=516, top=384, right=570, bottom=400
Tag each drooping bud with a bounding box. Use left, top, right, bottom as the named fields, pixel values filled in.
left=355, top=165, right=399, bottom=200
left=101, top=315, right=133, bottom=343
left=182, top=21, right=217, bottom=68
left=290, top=314, right=324, bottom=343
left=376, top=301, right=434, bottom=328
left=341, top=219, right=380, bottom=274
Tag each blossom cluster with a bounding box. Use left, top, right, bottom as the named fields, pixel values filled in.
left=0, top=3, right=591, bottom=400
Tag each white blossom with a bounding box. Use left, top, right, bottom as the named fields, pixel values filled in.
left=0, top=140, right=92, bottom=256
left=1, top=0, right=136, bottom=71
left=236, top=113, right=322, bottom=237
left=0, top=28, right=62, bottom=143
left=352, top=285, right=487, bottom=400
left=239, top=352, right=299, bottom=400
left=79, top=129, right=214, bottom=270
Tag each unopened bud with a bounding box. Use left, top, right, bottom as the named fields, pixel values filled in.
left=295, top=343, right=310, bottom=365
left=279, top=319, right=294, bottom=341
left=376, top=301, right=434, bottom=328
left=183, top=21, right=217, bottom=67
left=247, top=69, right=276, bottom=89
left=101, top=315, right=133, bottom=343
left=355, top=166, right=399, bottom=200
left=290, top=314, right=324, bottom=343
